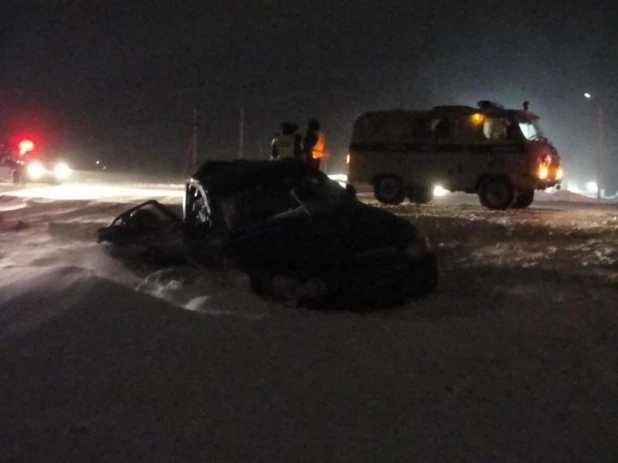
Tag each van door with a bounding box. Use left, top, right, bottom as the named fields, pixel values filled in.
left=423, top=117, right=453, bottom=190
left=450, top=115, right=524, bottom=191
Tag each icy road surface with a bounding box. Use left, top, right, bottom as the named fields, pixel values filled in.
left=1, top=186, right=618, bottom=461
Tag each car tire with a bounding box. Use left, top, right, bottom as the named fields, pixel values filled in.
left=374, top=175, right=405, bottom=205
left=478, top=176, right=515, bottom=210
left=512, top=188, right=534, bottom=209
left=186, top=187, right=212, bottom=228
left=406, top=186, right=433, bottom=204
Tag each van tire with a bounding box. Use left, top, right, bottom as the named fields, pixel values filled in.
left=374, top=176, right=405, bottom=205
left=478, top=176, right=515, bottom=210
left=406, top=186, right=432, bottom=204
left=512, top=188, right=534, bottom=209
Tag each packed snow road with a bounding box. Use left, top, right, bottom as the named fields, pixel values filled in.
left=1, top=185, right=617, bottom=461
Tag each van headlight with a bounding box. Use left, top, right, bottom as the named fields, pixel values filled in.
left=54, top=162, right=71, bottom=179
left=537, top=164, right=549, bottom=180
left=555, top=167, right=563, bottom=180
left=27, top=162, right=46, bottom=179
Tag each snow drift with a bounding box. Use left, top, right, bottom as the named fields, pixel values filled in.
left=1, top=192, right=618, bottom=461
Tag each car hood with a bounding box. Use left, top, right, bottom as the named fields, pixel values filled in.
left=227, top=199, right=418, bottom=270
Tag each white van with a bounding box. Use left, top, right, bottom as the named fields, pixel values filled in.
left=347, top=101, right=563, bottom=209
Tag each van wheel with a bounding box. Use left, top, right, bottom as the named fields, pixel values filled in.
left=512, top=188, right=534, bottom=209
left=478, top=177, right=515, bottom=210
left=374, top=176, right=405, bottom=205
left=406, top=186, right=432, bottom=204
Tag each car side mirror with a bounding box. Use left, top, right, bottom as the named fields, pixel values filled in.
left=345, top=184, right=357, bottom=199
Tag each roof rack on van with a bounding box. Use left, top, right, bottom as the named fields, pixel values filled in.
left=477, top=100, right=505, bottom=110
left=432, top=105, right=476, bottom=111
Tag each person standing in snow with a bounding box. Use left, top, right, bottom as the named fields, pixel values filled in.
left=302, top=118, right=326, bottom=170
left=271, top=122, right=302, bottom=161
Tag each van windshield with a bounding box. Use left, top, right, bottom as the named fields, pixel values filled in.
left=518, top=121, right=545, bottom=141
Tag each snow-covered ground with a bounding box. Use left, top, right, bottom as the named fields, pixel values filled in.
left=1, top=186, right=618, bottom=461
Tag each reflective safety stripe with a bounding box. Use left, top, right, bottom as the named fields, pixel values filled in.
left=348, top=142, right=523, bottom=153
left=276, top=134, right=295, bottom=159
left=312, top=132, right=325, bottom=159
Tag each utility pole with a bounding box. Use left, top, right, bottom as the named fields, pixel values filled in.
left=597, top=105, right=605, bottom=200
left=584, top=92, right=605, bottom=200
left=187, top=62, right=201, bottom=174
left=192, top=105, right=199, bottom=171
left=238, top=107, right=244, bottom=159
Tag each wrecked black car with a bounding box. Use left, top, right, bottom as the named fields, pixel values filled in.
left=98, top=160, right=438, bottom=307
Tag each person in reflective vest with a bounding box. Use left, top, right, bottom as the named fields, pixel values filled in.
left=302, top=118, right=325, bottom=169
left=271, top=122, right=302, bottom=160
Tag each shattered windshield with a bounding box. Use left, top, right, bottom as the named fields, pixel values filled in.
left=518, top=120, right=545, bottom=141
left=291, top=174, right=351, bottom=208
left=230, top=172, right=351, bottom=227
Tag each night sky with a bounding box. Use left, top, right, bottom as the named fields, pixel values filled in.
left=1, top=0, right=617, bottom=183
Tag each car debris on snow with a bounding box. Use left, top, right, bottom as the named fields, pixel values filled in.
left=98, top=160, right=438, bottom=307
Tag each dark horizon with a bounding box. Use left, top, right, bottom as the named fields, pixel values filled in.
left=1, top=0, right=617, bottom=186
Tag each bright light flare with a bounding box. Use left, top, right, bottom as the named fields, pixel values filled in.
left=433, top=185, right=449, bottom=197
left=19, top=139, right=35, bottom=155
left=584, top=92, right=592, bottom=99
left=537, top=165, right=549, bottom=180
left=586, top=181, right=598, bottom=193
left=566, top=182, right=582, bottom=194
left=54, top=162, right=71, bottom=179
left=10, top=184, right=184, bottom=201
left=346, top=153, right=351, bottom=164
left=328, top=174, right=348, bottom=182
left=471, top=113, right=484, bottom=124
left=27, top=161, right=46, bottom=179
left=328, top=173, right=348, bottom=188
left=556, top=167, right=564, bottom=180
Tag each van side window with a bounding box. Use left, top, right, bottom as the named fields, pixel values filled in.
left=454, top=116, right=485, bottom=142
left=432, top=118, right=450, bottom=140
left=483, top=117, right=512, bottom=141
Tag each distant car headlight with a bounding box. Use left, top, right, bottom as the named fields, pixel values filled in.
left=54, top=162, right=71, bottom=179
left=27, top=161, right=46, bottom=180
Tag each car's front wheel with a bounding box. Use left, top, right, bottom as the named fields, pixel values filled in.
left=186, top=186, right=212, bottom=227
left=374, top=175, right=405, bottom=205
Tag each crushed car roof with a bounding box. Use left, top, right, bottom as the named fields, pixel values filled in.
left=191, top=160, right=325, bottom=196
